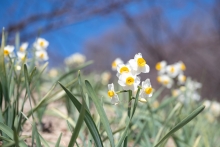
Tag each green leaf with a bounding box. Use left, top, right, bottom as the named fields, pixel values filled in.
left=39, top=132, right=50, bottom=147
left=154, top=105, right=205, bottom=147
left=0, top=29, right=10, bottom=103
left=0, top=122, right=13, bottom=139
left=55, top=133, right=62, bottom=147
left=85, top=80, right=115, bottom=147
left=68, top=72, right=86, bottom=147
left=59, top=82, right=103, bottom=147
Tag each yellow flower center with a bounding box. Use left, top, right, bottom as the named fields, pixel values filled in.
left=156, top=62, right=161, bottom=70
left=112, top=61, right=117, bottom=68
left=40, top=41, right=44, bottom=47
left=108, top=90, right=114, bottom=97
left=21, top=56, right=26, bottom=61
left=170, top=66, right=175, bottom=73
left=137, top=58, right=146, bottom=67
left=40, top=53, right=44, bottom=59
left=126, top=77, right=134, bottom=85
left=163, top=79, right=169, bottom=85
left=20, top=47, right=25, bottom=52
left=181, top=63, right=186, bottom=70
left=145, top=87, right=152, bottom=94
left=157, top=76, right=162, bottom=83
left=120, top=66, right=129, bottom=73
left=181, top=75, right=186, bottom=82
left=4, top=50, right=9, bottom=56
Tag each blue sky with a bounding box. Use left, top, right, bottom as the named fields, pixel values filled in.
left=0, top=0, right=213, bottom=60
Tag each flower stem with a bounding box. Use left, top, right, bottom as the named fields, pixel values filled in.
left=123, top=90, right=132, bottom=147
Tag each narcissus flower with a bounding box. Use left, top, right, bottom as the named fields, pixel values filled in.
left=118, top=73, right=140, bottom=91
left=19, top=42, right=28, bottom=52
left=155, top=61, right=167, bottom=74
left=112, top=58, right=123, bottom=71
left=108, top=83, right=119, bottom=105
left=101, top=71, right=111, bottom=85
left=4, top=45, right=14, bottom=56
left=166, top=64, right=181, bottom=78
left=34, top=38, right=49, bottom=50
left=178, top=74, right=186, bottom=85
left=116, top=63, right=133, bottom=77
left=157, top=75, right=173, bottom=88
left=177, top=61, right=186, bottom=71
left=129, top=53, right=149, bottom=75
left=139, top=79, right=153, bottom=99
left=17, top=52, right=26, bottom=62
left=64, top=53, right=86, bottom=65
left=36, top=50, right=49, bottom=61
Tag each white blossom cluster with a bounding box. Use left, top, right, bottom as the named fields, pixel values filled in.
left=108, top=53, right=153, bottom=105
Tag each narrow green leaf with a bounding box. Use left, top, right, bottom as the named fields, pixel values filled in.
left=154, top=105, right=205, bottom=147
left=33, top=123, right=41, bottom=147
left=85, top=80, right=115, bottom=147
left=68, top=72, right=86, bottom=147
left=0, top=29, right=10, bottom=103
left=59, top=82, right=103, bottom=147
left=39, top=132, right=50, bottom=147
left=55, top=133, right=62, bottom=147
left=0, top=122, right=13, bottom=139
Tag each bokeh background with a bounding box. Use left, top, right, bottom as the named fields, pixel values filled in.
left=0, top=0, right=220, bottom=99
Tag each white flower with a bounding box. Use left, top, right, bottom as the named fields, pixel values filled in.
left=112, top=58, right=123, bottom=71
left=178, top=74, right=186, bottom=85
left=34, top=38, right=49, bottom=50
left=128, top=53, right=149, bottom=75
left=64, top=53, right=86, bottom=65
left=19, top=42, right=28, bottom=52
left=16, top=65, right=21, bottom=71
left=49, top=68, right=58, bottom=78
left=203, top=100, right=211, bottom=108
left=210, top=102, right=220, bottom=117
left=4, top=45, right=14, bottom=56
left=36, top=50, right=49, bottom=61
left=17, top=52, right=26, bottom=61
left=118, top=72, right=140, bottom=91
left=157, top=75, right=173, bottom=88
left=139, top=79, right=153, bottom=100
left=107, top=83, right=119, bottom=105
left=155, top=60, right=167, bottom=74
left=116, top=63, right=133, bottom=77
left=101, top=71, right=111, bottom=85
left=166, top=64, right=181, bottom=78
left=176, top=61, right=186, bottom=71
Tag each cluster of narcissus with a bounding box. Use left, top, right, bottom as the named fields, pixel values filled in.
left=4, top=38, right=49, bottom=70
left=156, top=60, right=202, bottom=102
left=108, top=53, right=153, bottom=105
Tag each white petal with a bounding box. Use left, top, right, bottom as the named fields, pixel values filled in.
left=128, top=59, right=137, bottom=70
left=141, top=64, right=150, bottom=73
left=134, top=53, right=142, bottom=60
left=108, top=83, right=114, bottom=91
left=135, top=76, right=141, bottom=85
left=118, top=79, right=126, bottom=87
left=111, top=94, right=119, bottom=105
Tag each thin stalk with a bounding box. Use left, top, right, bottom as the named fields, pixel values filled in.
left=123, top=90, right=132, bottom=147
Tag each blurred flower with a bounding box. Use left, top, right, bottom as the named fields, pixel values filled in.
left=166, top=64, right=181, bottom=78
left=17, top=52, right=26, bottom=62
left=19, top=42, right=28, bottom=52
left=118, top=73, right=140, bottom=91
left=112, top=58, right=123, bottom=71
left=34, top=38, right=49, bottom=50
left=157, top=75, right=173, bottom=88
left=36, top=50, right=49, bottom=61
left=64, top=53, right=86, bottom=65
left=128, top=53, right=149, bottom=75
left=108, top=83, right=119, bottom=105
left=178, top=74, right=186, bottom=85
left=210, top=101, right=220, bottom=117
left=16, top=65, right=21, bottom=71
left=155, top=60, right=167, bottom=74
left=49, top=68, right=58, bottom=78
left=139, top=79, right=153, bottom=100
left=152, top=100, right=159, bottom=109
left=4, top=45, right=14, bottom=56
left=203, top=100, right=211, bottom=108
left=177, top=61, right=186, bottom=71
left=101, top=71, right=111, bottom=85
